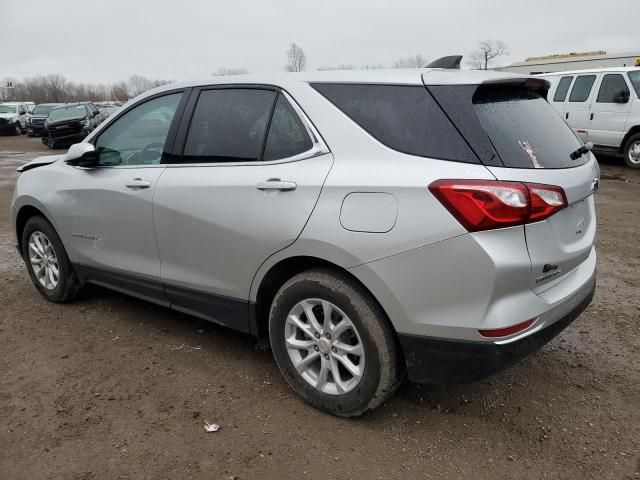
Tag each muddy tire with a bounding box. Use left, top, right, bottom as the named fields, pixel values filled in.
left=21, top=215, right=81, bottom=303
left=269, top=268, right=402, bottom=417
left=623, top=133, right=640, bottom=169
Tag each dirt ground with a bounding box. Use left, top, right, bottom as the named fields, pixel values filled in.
left=0, top=135, right=638, bottom=480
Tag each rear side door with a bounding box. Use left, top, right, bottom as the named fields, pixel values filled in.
left=588, top=73, right=632, bottom=147
left=153, top=87, right=332, bottom=332
left=565, top=74, right=598, bottom=141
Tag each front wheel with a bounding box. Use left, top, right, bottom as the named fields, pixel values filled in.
left=14, top=123, right=22, bottom=136
left=21, top=215, right=81, bottom=302
left=269, top=268, right=401, bottom=417
left=623, top=133, right=640, bottom=169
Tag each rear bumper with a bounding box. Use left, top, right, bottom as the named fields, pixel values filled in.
left=398, top=277, right=595, bottom=384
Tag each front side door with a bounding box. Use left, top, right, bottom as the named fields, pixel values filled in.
left=588, top=73, right=633, bottom=146
left=565, top=74, right=598, bottom=141
left=153, top=87, right=332, bottom=331
left=55, top=91, right=185, bottom=284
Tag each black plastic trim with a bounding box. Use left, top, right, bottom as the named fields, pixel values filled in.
left=398, top=281, right=595, bottom=384
left=75, top=264, right=257, bottom=335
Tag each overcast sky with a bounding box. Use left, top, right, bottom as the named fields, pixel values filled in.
left=3, top=0, right=639, bottom=84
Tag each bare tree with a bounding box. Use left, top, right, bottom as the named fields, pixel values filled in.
left=468, top=40, right=509, bottom=70
left=392, top=54, right=428, bottom=69
left=213, top=67, right=249, bottom=76
left=285, top=43, right=307, bottom=72
left=127, top=75, right=171, bottom=97
left=111, top=81, right=130, bottom=102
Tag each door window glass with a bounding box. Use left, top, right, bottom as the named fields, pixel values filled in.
left=597, top=74, right=630, bottom=103
left=95, top=92, right=183, bottom=166
left=263, top=94, right=313, bottom=161
left=569, top=75, right=596, bottom=102
left=628, top=71, right=640, bottom=97
left=183, top=89, right=276, bottom=163
left=553, top=76, right=573, bottom=102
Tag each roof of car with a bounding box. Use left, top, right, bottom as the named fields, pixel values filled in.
left=142, top=68, right=538, bottom=97
left=539, top=66, right=640, bottom=76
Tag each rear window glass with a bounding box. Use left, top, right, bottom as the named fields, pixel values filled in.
left=311, top=83, right=478, bottom=164
left=473, top=86, right=585, bottom=169
left=263, top=94, right=313, bottom=161
left=569, top=75, right=596, bottom=102
left=553, top=76, right=573, bottom=102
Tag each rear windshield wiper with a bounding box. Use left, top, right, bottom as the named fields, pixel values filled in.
left=570, top=141, right=593, bottom=161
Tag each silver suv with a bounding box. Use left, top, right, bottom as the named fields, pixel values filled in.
left=11, top=69, right=598, bottom=416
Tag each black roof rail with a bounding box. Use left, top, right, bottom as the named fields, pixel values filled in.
left=426, top=55, right=463, bottom=69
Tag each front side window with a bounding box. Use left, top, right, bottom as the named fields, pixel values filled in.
left=597, top=74, right=630, bottom=103
left=569, top=75, right=596, bottom=102
left=263, top=94, right=313, bottom=161
left=183, top=88, right=276, bottom=163
left=95, top=92, right=183, bottom=166
left=553, top=76, right=573, bottom=102
left=628, top=71, right=640, bottom=97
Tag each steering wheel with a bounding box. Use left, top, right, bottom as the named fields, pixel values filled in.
left=125, top=142, right=164, bottom=165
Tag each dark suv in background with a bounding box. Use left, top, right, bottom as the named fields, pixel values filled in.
left=43, top=102, right=104, bottom=148
left=26, top=103, right=61, bottom=137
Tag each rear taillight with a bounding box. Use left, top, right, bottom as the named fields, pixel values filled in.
left=429, top=180, right=567, bottom=232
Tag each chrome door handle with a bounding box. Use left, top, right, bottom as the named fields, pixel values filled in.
left=125, top=178, right=152, bottom=189
left=256, top=179, right=297, bottom=191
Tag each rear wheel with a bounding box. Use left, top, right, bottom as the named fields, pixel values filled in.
left=623, top=133, right=640, bottom=169
left=269, top=268, right=401, bottom=417
left=21, top=216, right=81, bottom=303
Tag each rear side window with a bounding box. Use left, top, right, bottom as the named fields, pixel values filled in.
left=553, top=76, right=573, bottom=102
left=311, top=83, right=478, bottom=163
left=473, top=86, right=584, bottom=169
left=597, top=74, right=630, bottom=103
left=569, top=75, right=596, bottom=102
left=183, top=89, right=276, bottom=163
left=263, top=94, right=313, bottom=161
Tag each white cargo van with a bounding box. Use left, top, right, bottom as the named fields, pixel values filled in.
left=542, top=68, right=640, bottom=168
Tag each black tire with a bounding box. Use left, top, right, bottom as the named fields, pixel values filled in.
left=47, top=136, right=56, bottom=149
left=623, top=133, right=640, bottom=169
left=21, top=215, right=81, bottom=303
left=269, top=268, right=402, bottom=417
left=14, top=123, right=22, bottom=136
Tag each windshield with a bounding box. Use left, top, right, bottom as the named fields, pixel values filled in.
left=628, top=71, right=640, bottom=98
left=0, top=105, right=17, bottom=114
left=473, top=86, right=585, bottom=169
left=33, top=104, right=56, bottom=115
left=48, top=105, right=87, bottom=122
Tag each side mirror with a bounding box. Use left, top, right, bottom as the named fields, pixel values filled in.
left=614, top=90, right=630, bottom=104
left=65, top=143, right=99, bottom=168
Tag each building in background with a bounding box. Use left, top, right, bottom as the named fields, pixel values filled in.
left=500, top=50, right=640, bottom=74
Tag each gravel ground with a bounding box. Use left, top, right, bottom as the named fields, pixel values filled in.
left=1, top=135, right=639, bottom=480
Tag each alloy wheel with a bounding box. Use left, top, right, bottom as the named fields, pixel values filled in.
left=628, top=140, right=640, bottom=165
left=28, top=231, right=60, bottom=290
left=285, top=298, right=365, bottom=395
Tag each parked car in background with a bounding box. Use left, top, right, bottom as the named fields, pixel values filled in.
left=25, top=103, right=61, bottom=137
left=43, top=102, right=104, bottom=148
left=542, top=67, right=640, bottom=168
left=0, top=102, right=29, bottom=135
left=97, top=105, right=119, bottom=119
left=25, top=102, right=36, bottom=113
left=12, top=69, right=598, bottom=416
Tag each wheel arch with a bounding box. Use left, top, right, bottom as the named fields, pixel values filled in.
left=251, top=254, right=402, bottom=358
left=14, top=203, right=55, bottom=258
left=620, top=125, right=640, bottom=153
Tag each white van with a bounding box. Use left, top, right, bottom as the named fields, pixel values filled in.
left=541, top=67, right=640, bottom=168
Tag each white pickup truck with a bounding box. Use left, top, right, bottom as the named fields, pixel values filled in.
left=541, top=67, right=640, bottom=168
